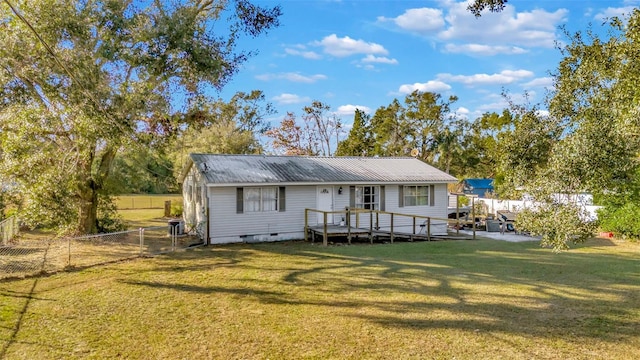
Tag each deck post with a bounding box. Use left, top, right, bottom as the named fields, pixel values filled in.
left=304, top=209, right=309, bottom=242
left=390, top=213, right=394, bottom=243
left=411, top=216, right=416, bottom=242
left=323, top=212, right=328, bottom=246
left=346, top=208, right=352, bottom=244
left=369, top=210, right=373, bottom=244
left=456, top=195, right=460, bottom=235
left=427, top=217, right=431, bottom=241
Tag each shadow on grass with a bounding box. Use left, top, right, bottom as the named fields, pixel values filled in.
left=122, top=239, right=639, bottom=343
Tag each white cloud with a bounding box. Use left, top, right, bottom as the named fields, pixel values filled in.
left=313, top=34, right=388, bottom=57
left=456, top=106, right=470, bottom=115
left=474, top=91, right=538, bottom=113
left=595, top=6, right=636, bottom=20
left=271, top=93, right=310, bottom=105
left=361, top=54, right=398, bottom=64
left=522, top=77, right=554, bottom=89
left=433, top=2, right=567, bottom=50
left=256, top=72, right=327, bottom=83
left=336, top=104, right=372, bottom=116
left=437, top=69, right=534, bottom=86
left=284, top=47, right=322, bottom=60
left=398, top=80, right=452, bottom=94
left=444, top=43, right=528, bottom=55
left=377, top=7, right=445, bottom=34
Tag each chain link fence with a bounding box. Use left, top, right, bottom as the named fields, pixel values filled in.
left=0, top=225, right=203, bottom=280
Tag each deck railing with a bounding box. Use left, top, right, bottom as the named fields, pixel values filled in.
left=304, top=207, right=477, bottom=246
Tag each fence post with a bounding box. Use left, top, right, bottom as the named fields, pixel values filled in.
left=67, top=237, right=71, bottom=266
left=139, top=228, right=144, bottom=255
left=164, top=201, right=171, bottom=217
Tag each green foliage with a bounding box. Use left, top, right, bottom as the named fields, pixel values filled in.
left=170, top=202, right=184, bottom=217
left=467, top=0, right=508, bottom=16
left=517, top=203, right=597, bottom=251
left=598, top=203, right=640, bottom=239
left=498, top=11, right=640, bottom=250
left=336, top=109, right=374, bottom=156
left=0, top=0, right=280, bottom=234
left=595, top=169, right=640, bottom=238
left=457, top=196, right=469, bottom=207
left=457, top=110, right=514, bottom=179
left=167, top=91, right=271, bottom=176
left=108, top=148, right=178, bottom=194
left=96, top=195, right=126, bottom=233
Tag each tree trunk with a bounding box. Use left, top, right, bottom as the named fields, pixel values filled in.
left=77, top=147, right=117, bottom=234
left=79, top=187, right=99, bottom=234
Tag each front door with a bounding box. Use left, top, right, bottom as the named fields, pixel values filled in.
left=316, top=186, right=334, bottom=224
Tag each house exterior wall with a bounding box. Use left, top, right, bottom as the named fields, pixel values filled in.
left=205, top=183, right=449, bottom=244
left=346, top=184, right=448, bottom=235
left=208, top=185, right=318, bottom=244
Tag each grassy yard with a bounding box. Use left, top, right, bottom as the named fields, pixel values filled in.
left=115, top=194, right=182, bottom=210
left=1, top=238, right=639, bottom=359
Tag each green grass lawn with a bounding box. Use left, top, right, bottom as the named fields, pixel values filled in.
left=1, top=238, right=639, bottom=359
left=115, top=194, right=182, bottom=210
left=118, top=208, right=172, bottom=228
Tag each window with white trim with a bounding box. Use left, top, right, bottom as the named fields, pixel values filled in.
left=355, top=185, right=379, bottom=210
left=403, top=185, right=429, bottom=206
left=244, top=187, right=278, bottom=212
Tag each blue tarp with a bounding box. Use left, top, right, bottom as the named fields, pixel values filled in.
left=462, top=178, right=494, bottom=197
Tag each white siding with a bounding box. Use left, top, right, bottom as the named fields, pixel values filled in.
left=207, top=183, right=451, bottom=244
left=208, top=185, right=318, bottom=244
left=347, top=184, right=449, bottom=235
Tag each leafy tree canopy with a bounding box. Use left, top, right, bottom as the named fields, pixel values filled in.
left=501, top=12, right=640, bottom=250
left=0, top=0, right=281, bottom=234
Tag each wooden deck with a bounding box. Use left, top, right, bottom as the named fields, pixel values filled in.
left=306, top=224, right=468, bottom=245
left=305, top=207, right=479, bottom=246
left=306, top=225, right=371, bottom=245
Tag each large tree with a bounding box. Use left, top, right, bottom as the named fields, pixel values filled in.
left=266, top=100, right=344, bottom=156
left=168, top=90, right=273, bottom=171
left=336, top=109, right=374, bottom=156
left=502, top=13, right=640, bottom=249
left=0, top=0, right=281, bottom=234
left=366, top=91, right=458, bottom=161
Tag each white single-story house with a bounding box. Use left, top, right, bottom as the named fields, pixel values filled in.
left=181, top=154, right=458, bottom=244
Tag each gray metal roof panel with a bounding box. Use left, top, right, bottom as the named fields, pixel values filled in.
left=189, top=154, right=458, bottom=185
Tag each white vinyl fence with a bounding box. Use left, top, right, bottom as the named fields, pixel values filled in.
left=477, top=197, right=602, bottom=221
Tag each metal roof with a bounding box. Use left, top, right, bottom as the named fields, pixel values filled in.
left=188, top=154, right=458, bottom=186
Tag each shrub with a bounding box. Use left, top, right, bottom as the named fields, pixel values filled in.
left=97, top=195, right=126, bottom=233
left=170, top=202, right=183, bottom=217
left=598, top=202, right=640, bottom=239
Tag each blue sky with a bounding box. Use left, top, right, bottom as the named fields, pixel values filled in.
left=217, top=0, right=638, bottom=129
